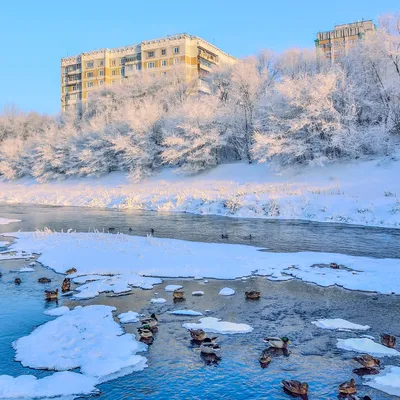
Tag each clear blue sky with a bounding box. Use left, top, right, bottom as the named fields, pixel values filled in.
left=1, top=0, right=398, bottom=115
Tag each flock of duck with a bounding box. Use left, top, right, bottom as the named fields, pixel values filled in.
left=134, top=287, right=390, bottom=399
left=6, top=254, right=394, bottom=399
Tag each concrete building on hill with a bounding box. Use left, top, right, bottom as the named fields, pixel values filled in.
left=61, top=33, right=237, bottom=112
left=315, top=20, right=375, bottom=62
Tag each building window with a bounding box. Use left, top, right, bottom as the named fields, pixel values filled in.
left=136, top=64, right=141, bottom=70
left=174, top=58, right=179, bottom=65
left=162, top=71, right=167, bottom=77
left=161, top=49, right=166, bottom=56
left=86, top=62, right=94, bottom=68
left=161, top=60, right=167, bottom=67
left=87, top=72, right=93, bottom=78
left=99, top=60, right=104, bottom=66
left=147, top=51, right=154, bottom=58
left=111, top=60, right=116, bottom=66
left=112, top=70, right=117, bottom=76
left=87, top=82, right=93, bottom=88
left=99, top=70, right=104, bottom=76
left=174, top=46, right=179, bottom=54
left=147, top=62, right=155, bottom=68
left=99, top=80, right=104, bottom=85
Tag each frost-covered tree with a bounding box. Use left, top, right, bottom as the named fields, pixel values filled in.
left=162, top=95, right=229, bottom=173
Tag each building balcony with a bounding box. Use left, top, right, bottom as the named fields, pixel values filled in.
left=198, top=50, right=218, bottom=64
left=65, top=68, right=81, bottom=75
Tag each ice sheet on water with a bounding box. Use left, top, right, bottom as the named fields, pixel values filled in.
left=192, top=291, right=204, bottom=296
left=118, top=311, right=140, bottom=323
left=167, top=310, right=203, bottom=316
left=73, top=274, right=161, bottom=299
left=365, top=366, right=400, bottom=396
left=183, top=317, right=253, bottom=334
left=7, top=231, right=400, bottom=295
left=150, top=298, right=167, bottom=303
left=165, top=285, right=183, bottom=292
left=44, top=306, right=70, bottom=317
left=0, top=371, right=98, bottom=399
left=218, top=287, right=235, bottom=296
left=17, top=266, right=35, bottom=272
left=13, top=305, right=148, bottom=381
left=337, top=338, right=400, bottom=356
left=312, top=318, right=370, bottom=331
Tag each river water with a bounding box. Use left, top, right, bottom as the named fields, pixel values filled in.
left=0, top=204, right=400, bottom=400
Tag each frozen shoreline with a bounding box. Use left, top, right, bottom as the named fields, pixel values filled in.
left=0, top=158, right=399, bottom=229
left=3, top=230, right=400, bottom=296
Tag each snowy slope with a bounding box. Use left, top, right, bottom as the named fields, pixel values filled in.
left=0, top=156, right=399, bottom=228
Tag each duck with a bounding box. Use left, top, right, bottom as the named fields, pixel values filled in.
left=259, top=350, right=272, bottom=366
left=14, top=277, right=21, bottom=285
left=38, top=277, right=51, bottom=283
left=201, top=353, right=221, bottom=365
left=339, top=378, right=357, bottom=395
left=263, top=336, right=291, bottom=349
left=245, top=291, right=260, bottom=300
left=221, top=234, right=228, bottom=239
left=129, top=228, right=133, bottom=232
left=281, top=380, right=308, bottom=396
left=65, top=267, right=77, bottom=275
left=200, top=338, right=221, bottom=354
left=61, top=278, right=71, bottom=292
left=150, top=228, right=155, bottom=235
left=173, top=289, right=185, bottom=300
left=141, top=313, right=158, bottom=329
left=330, top=262, right=340, bottom=269
left=347, top=395, right=372, bottom=400
left=245, top=234, right=253, bottom=240
left=45, top=288, right=59, bottom=300
left=353, top=354, right=380, bottom=369
left=108, top=227, right=115, bottom=231
left=189, top=329, right=207, bottom=342
left=381, top=333, right=396, bottom=348
left=138, top=325, right=154, bottom=341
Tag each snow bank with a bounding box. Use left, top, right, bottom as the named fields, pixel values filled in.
left=182, top=317, right=253, bottom=334
left=44, top=306, right=70, bottom=317
left=6, top=231, right=400, bottom=295
left=365, top=366, right=400, bottom=396
left=0, top=158, right=400, bottom=228
left=118, top=311, right=140, bottom=323
left=167, top=310, right=203, bottom=316
left=219, top=287, right=235, bottom=296
left=150, top=298, right=167, bottom=304
left=312, top=318, right=370, bottom=331
left=0, top=218, right=20, bottom=226
left=0, top=372, right=98, bottom=399
left=337, top=338, right=400, bottom=356
left=165, top=285, right=183, bottom=292
left=13, top=305, right=148, bottom=381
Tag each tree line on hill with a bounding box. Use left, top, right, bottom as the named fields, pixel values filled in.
left=0, top=13, right=399, bottom=181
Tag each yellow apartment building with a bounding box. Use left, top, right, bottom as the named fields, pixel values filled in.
left=315, top=20, right=375, bottom=62
left=61, top=33, right=237, bottom=112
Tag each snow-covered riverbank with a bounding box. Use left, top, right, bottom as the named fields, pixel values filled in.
left=0, top=157, right=399, bottom=228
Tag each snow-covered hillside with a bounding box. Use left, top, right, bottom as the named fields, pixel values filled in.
left=0, top=157, right=399, bottom=228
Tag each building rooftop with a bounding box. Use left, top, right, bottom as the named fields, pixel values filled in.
left=61, top=33, right=236, bottom=65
